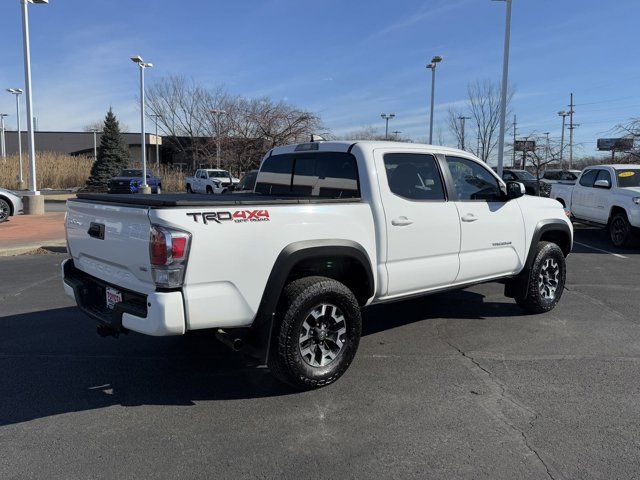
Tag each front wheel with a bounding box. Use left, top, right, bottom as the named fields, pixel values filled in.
left=186, top=184, right=193, bottom=193
left=268, top=276, right=362, bottom=390
left=514, top=241, right=566, bottom=314
left=206, top=186, right=213, bottom=194
left=0, top=198, right=10, bottom=223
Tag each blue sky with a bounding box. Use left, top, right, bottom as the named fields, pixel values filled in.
left=0, top=0, right=638, bottom=159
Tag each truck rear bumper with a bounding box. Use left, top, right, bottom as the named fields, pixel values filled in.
left=62, top=259, right=185, bottom=336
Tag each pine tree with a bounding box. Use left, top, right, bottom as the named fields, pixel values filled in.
left=85, top=108, right=131, bottom=190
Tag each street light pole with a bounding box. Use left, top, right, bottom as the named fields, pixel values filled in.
left=493, top=0, right=512, bottom=178
left=0, top=113, right=7, bottom=161
left=380, top=113, right=395, bottom=139
left=558, top=110, right=569, bottom=169
left=21, top=0, right=48, bottom=195
left=543, top=132, right=550, bottom=164
left=426, top=55, right=443, bottom=144
left=458, top=116, right=471, bottom=150
left=131, top=55, right=153, bottom=193
left=150, top=113, right=162, bottom=167
left=7, top=89, right=24, bottom=188
left=91, top=128, right=98, bottom=163
left=210, top=109, right=227, bottom=169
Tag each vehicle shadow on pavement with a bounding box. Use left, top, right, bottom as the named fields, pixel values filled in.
left=362, top=289, right=522, bottom=336
left=0, top=290, right=519, bottom=427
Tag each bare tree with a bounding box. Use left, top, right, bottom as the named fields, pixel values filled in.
left=523, top=133, right=562, bottom=193
left=448, top=80, right=513, bottom=162
left=614, top=117, right=640, bottom=163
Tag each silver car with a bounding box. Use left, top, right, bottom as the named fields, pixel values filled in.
left=0, top=188, right=24, bottom=223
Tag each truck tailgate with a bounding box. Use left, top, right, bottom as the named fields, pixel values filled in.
left=66, top=200, right=154, bottom=292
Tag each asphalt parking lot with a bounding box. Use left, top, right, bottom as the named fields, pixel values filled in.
left=1, top=226, right=639, bottom=480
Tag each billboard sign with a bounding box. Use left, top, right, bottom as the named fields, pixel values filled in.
left=597, top=138, right=634, bottom=151
left=514, top=140, right=535, bottom=152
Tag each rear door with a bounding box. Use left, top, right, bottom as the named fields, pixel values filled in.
left=445, top=156, right=525, bottom=283
left=571, top=169, right=598, bottom=220
left=66, top=200, right=154, bottom=292
left=376, top=150, right=461, bottom=297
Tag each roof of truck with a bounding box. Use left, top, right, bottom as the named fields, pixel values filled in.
left=271, top=140, right=480, bottom=159
left=585, top=164, right=640, bottom=169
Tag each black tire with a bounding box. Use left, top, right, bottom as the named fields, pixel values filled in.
left=206, top=186, right=213, bottom=194
left=609, top=212, right=634, bottom=248
left=514, top=241, right=566, bottom=314
left=0, top=198, right=10, bottom=223
left=186, top=184, right=193, bottom=193
left=268, top=276, right=361, bottom=390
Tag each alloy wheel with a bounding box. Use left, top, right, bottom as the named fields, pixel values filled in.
left=538, top=258, right=560, bottom=300
left=298, top=303, right=347, bottom=368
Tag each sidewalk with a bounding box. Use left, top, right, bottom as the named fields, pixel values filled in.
left=0, top=212, right=66, bottom=256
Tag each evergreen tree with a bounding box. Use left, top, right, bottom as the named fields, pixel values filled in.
left=86, top=108, right=131, bottom=190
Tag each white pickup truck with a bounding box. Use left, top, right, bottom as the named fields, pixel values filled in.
left=551, top=164, right=640, bottom=247
left=185, top=168, right=239, bottom=194
left=62, top=141, right=572, bottom=389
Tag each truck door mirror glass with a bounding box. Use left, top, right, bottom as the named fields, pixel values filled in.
left=594, top=179, right=610, bottom=189
left=506, top=181, right=526, bottom=200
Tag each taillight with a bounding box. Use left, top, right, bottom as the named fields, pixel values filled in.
left=149, top=225, right=191, bottom=288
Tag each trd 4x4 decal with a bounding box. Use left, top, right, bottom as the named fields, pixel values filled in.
left=187, top=210, right=270, bottom=224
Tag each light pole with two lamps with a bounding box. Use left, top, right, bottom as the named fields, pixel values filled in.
left=131, top=55, right=153, bottom=194
left=0, top=113, right=7, bottom=162
left=426, top=55, right=443, bottom=144
left=380, top=113, right=395, bottom=140
left=558, top=110, right=570, bottom=169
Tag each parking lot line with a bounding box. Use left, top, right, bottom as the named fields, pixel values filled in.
left=573, top=241, right=628, bottom=259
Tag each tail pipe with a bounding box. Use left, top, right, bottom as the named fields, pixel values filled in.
left=216, top=329, right=245, bottom=352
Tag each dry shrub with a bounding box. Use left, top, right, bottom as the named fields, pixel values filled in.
left=0, top=153, right=187, bottom=192
left=0, top=152, right=92, bottom=190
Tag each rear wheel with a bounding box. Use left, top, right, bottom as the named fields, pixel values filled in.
left=609, top=212, right=634, bottom=248
left=514, top=241, right=566, bottom=314
left=268, top=276, right=361, bottom=390
left=186, top=184, right=193, bottom=193
left=0, top=198, right=10, bottom=223
left=206, top=186, right=213, bottom=194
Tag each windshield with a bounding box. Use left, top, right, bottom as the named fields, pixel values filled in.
left=120, top=169, right=142, bottom=177
left=208, top=171, right=230, bottom=178
left=515, top=170, right=535, bottom=181
left=615, top=169, right=640, bottom=188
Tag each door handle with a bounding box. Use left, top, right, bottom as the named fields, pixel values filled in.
left=461, top=213, right=478, bottom=222
left=391, top=216, right=413, bottom=226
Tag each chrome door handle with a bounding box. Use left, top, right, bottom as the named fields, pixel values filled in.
left=391, top=216, right=413, bottom=226
left=461, top=213, right=478, bottom=222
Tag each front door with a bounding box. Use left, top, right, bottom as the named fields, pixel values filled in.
left=444, top=156, right=526, bottom=283
left=377, top=150, right=461, bottom=298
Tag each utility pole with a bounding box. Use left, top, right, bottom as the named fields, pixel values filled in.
left=210, top=109, right=227, bottom=169
left=568, top=92, right=575, bottom=169
left=494, top=0, right=512, bottom=178
left=512, top=115, right=517, bottom=167
left=391, top=130, right=402, bottom=139
left=558, top=110, right=569, bottom=169
left=458, top=116, right=471, bottom=150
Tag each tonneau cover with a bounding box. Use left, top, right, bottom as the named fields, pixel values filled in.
left=74, top=193, right=361, bottom=208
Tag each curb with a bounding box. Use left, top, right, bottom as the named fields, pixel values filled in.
left=0, top=241, right=67, bottom=257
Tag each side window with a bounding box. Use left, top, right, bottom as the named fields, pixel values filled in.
left=383, top=153, right=445, bottom=201
left=579, top=170, right=598, bottom=187
left=255, top=156, right=294, bottom=195
left=503, top=171, right=517, bottom=181
left=195, top=170, right=201, bottom=178
left=595, top=169, right=611, bottom=185
left=544, top=171, right=559, bottom=180
left=446, top=156, right=502, bottom=201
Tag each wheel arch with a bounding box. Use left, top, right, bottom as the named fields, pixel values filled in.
left=525, top=220, right=572, bottom=270
left=608, top=205, right=628, bottom=224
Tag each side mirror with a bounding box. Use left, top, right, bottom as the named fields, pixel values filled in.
left=594, top=179, right=610, bottom=189
left=506, top=181, right=526, bottom=199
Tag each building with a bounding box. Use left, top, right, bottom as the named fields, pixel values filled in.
left=2, top=131, right=162, bottom=164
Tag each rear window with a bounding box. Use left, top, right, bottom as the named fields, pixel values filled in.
left=255, top=152, right=360, bottom=198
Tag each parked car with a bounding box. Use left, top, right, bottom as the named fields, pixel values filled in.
left=185, top=169, right=239, bottom=194
left=539, top=169, right=581, bottom=197
left=551, top=164, right=640, bottom=247
left=230, top=170, right=258, bottom=194
left=107, top=169, right=162, bottom=194
left=0, top=188, right=24, bottom=223
left=63, top=141, right=572, bottom=389
left=496, top=168, right=540, bottom=196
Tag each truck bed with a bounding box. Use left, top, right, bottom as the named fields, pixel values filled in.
left=75, top=193, right=361, bottom=208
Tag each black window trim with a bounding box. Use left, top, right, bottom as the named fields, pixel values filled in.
left=579, top=169, right=599, bottom=188
left=382, top=152, right=448, bottom=203
left=443, top=154, right=506, bottom=203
